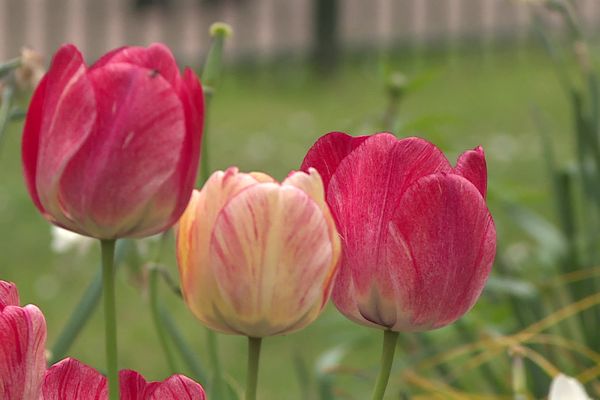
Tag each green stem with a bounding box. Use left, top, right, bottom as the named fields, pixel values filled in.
left=0, top=85, right=14, bottom=150
left=371, top=330, right=399, bottom=400
left=101, top=239, right=119, bottom=400
left=0, top=57, right=20, bottom=78
left=207, top=330, right=226, bottom=399
left=149, top=266, right=177, bottom=373
left=245, top=337, right=263, bottom=400
left=198, top=22, right=233, bottom=186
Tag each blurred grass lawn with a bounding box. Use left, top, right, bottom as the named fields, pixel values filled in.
left=0, top=46, right=572, bottom=398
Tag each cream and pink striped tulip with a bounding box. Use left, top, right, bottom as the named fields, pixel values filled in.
left=176, top=167, right=341, bottom=337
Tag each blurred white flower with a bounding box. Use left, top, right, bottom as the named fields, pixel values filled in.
left=549, top=374, right=591, bottom=400
left=50, top=226, right=94, bottom=255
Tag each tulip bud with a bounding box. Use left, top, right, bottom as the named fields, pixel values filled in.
left=15, top=47, right=45, bottom=91
left=176, top=167, right=341, bottom=337
left=302, top=132, right=496, bottom=332
left=22, top=43, right=204, bottom=239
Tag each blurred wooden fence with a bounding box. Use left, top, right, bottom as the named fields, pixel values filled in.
left=0, top=0, right=599, bottom=65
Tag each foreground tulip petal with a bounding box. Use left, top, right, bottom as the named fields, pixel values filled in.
left=23, top=43, right=204, bottom=239
left=42, top=358, right=207, bottom=400
left=302, top=132, right=496, bottom=332
left=42, top=358, right=107, bottom=400
left=177, top=167, right=340, bottom=337
left=0, top=281, right=47, bottom=400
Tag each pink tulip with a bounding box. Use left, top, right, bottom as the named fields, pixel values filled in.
left=0, top=281, right=47, bottom=400
left=42, top=358, right=207, bottom=400
left=0, top=280, right=207, bottom=399
left=301, top=132, right=496, bottom=331
left=177, top=167, right=341, bottom=337
left=22, top=43, right=204, bottom=239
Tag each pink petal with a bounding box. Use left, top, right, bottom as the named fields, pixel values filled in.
left=327, top=134, right=452, bottom=297
left=454, top=146, right=487, bottom=198
left=89, top=43, right=182, bottom=90
left=300, top=131, right=368, bottom=191
left=24, top=44, right=97, bottom=228
left=208, top=182, right=334, bottom=336
left=41, top=358, right=107, bottom=400
left=0, top=280, right=19, bottom=309
left=22, top=73, right=48, bottom=214
left=57, top=63, right=186, bottom=238
left=386, top=174, right=495, bottom=330
left=119, top=370, right=147, bottom=400
left=160, top=67, right=204, bottom=229
left=0, top=304, right=47, bottom=400
left=146, top=375, right=207, bottom=400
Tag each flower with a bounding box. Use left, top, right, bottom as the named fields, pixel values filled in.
left=548, top=374, right=591, bottom=400
left=0, top=280, right=206, bottom=399
left=0, top=280, right=47, bottom=400
left=301, top=132, right=496, bottom=332
left=22, top=43, right=204, bottom=239
left=176, top=167, right=340, bottom=337
left=42, top=358, right=206, bottom=400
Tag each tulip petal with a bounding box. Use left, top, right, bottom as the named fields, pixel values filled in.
left=454, top=146, right=487, bottom=198
left=549, top=374, right=591, bottom=400
left=146, top=375, right=207, bottom=400
left=327, top=134, right=452, bottom=300
left=41, top=358, right=107, bottom=400
left=209, top=182, right=334, bottom=336
left=119, top=370, right=148, bottom=400
left=0, top=304, right=47, bottom=400
left=177, top=168, right=268, bottom=334
left=0, top=281, right=19, bottom=309
left=300, top=131, right=368, bottom=191
left=90, top=43, right=182, bottom=90
left=25, top=45, right=97, bottom=229
left=386, top=174, right=495, bottom=330
left=57, top=63, right=186, bottom=238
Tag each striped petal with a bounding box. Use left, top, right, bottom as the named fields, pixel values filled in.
left=208, top=182, right=334, bottom=336
left=0, top=304, right=47, bottom=400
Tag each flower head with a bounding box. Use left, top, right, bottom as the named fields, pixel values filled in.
left=22, top=43, right=204, bottom=239
left=177, top=167, right=340, bottom=337
left=302, top=132, right=496, bottom=332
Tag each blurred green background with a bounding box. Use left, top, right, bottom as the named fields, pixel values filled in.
left=2, top=0, right=599, bottom=399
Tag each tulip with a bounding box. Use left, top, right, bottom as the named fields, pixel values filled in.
left=22, top=43, right=204, bottom=240
left=0, top=280, right=207, bottom=400
left=548, top=374, right=591, bottom=400
left=0, top=280, right=47, bottom=400
left=177, top=167, right=340, bottom=400
left=301, top=132, right=496, bottom=400
left=42, top=358, right=207, bottom=400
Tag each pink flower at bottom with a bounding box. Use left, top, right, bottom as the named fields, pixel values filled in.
left=0, top=280, right=207, bottom=400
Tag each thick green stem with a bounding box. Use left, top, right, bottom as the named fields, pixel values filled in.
left=101, top=239, right=119, bottom=400
left=149, top=266, right=177, bottom=373
left=371, top=330, right=399, bottom=400
left=245, top=337, right=263, bottom=400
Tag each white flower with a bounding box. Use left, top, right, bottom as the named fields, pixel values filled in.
left=50, top=226, right=94, bottom=255
left=549, top=374, right=591, bottom=400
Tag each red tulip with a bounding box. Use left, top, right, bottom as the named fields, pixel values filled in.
left=22, top=43, right=204, bottom=239
left=0, top=281, right=47, bottom=400
left=301, top=132, right=496, bottom=331
left=42, top=358, right=207, bottom=400
left=0, top=280, right=206, bottom=399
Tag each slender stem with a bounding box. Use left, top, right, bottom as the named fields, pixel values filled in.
left=371, top=330, right=399, bottom=400
left=101, top=239, right=119, bottom=400
left=149, top=266, right=177, bottom=373
left=0, top=85, right=14, bottom=150
left=245, top=337, right=263, bottom=400
left=207, top=330, right=226, bottom=399
left=0, top=57, right=20, bottom=78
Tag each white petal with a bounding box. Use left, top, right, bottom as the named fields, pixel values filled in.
left=549, top=374, right=591, bottom=400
